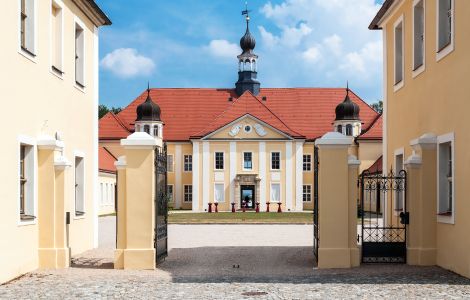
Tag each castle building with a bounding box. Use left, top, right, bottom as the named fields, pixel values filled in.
left=99, top=12, right=382, bottom=212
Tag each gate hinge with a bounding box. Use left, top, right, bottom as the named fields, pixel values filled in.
left=357, top=234, right=360, bottom=243
left=399, top=212, right=410, bottom=225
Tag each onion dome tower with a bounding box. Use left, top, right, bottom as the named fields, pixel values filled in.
left=333, top=84, right=362, bottom=137
left=135, top=84, right=164, bottom=145
left=235, top=5, right=260, bottom=96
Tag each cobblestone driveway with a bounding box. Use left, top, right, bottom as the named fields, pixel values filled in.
left=1, top=217, right=469, bottom=299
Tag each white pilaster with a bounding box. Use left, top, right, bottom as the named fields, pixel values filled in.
left=192, top=141, right=200, bottom=211
left=202, top=142, right=210, bottom=211
left=92, top=26, right=99, bottom=248
left=285, top=141, right=293, bottom=211
left=259, top=142, right=266, bottom=211
left=295, top=142, right=304, bottom=211
left=230, top=142, right=237, bottom=205
left=175, top=145, right=182, bottom=209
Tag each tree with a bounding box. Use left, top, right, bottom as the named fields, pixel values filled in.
left=370, top=100, right=383, bottom=114
left=99, top=104, right=122, bottom=119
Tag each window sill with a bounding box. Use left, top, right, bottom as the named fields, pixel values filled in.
left=436, top=42, right=454, bottom=62
left=412, top=64, right=425, bottom=78
left=20, top=214, right=36, bottom=221
left=74, top=82, right=86, bottom=93
left=75, top=211, right=86, bottom=219
left=51, top=66, right=64, bottom=79
left=437, top=211, right=452, bottom=216
left=393, top=80, right=404, bottom=92
left=437, top=212, right=454, bottom=224
left=19, top=47, right=37, bottom=63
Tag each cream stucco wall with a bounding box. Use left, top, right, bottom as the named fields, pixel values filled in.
left=98, top=172, right=116, bottom=215
left=381, top=0, right=470, bottom=278
left=0, top=0, right=100, bottom=283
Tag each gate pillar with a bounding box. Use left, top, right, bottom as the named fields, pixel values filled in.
left=315, top=132, right=358, bottom=268
left=405, top=133, right=437, bottom=265
left=114, top=132, right=157, bottom=270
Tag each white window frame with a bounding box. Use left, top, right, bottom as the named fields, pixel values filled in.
left=74, top=152, right=86, bottom=218
left=412, top=0, right=426, bottom=78
left=74, top=16, right=86, bottom=91
left=437, top=132, right=455, bottom=224
left=243, top=151, right=253, bottom=171
left=214, top=183, right=225, bottom=203
left=18, top=0, right=38, bottom=62
left=393, top=15, right=405, bottom=92
left=270, top=151, right=281, bottom=171
left=270, top=182, right=281, bottom=203
left=167, top=184, right=174, bottom=203
left=436, top=0, right=454, bottom=61
left=303, top=184, right=312, bottom=202
left=184, top=184, right=193, bottom=203
left=303, top=154, right=312, bottom=172
left=214, top=152, right=225, bottom=171
left=183, top=154, right=192, bottom=172
left=394, top=148, right=405, bottom=215
left=167, top=154, right=174, bottom=172
left=18, top=135, right=37, bottom=226
left=50, top=0, right=64, bottom=78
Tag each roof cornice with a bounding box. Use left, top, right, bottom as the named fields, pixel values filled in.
left=369, top=0, right=403, bottom=30
left=72, top=0, right=112, bottom=27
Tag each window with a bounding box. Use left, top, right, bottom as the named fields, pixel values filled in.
left=438, top=134, right=454, bottom=222
left=167, top=185, right=174, bottom=202
left=244, top=125, right=252, bottom=133
left=75, top=156, right=85, bottom=216
left=303, top=185, right=312, bottom=202
left=19, top=144, right=35, bottom=220
left=184, top=185, right=192, bottom=202
left=271, top=152, right=280, bottom=170
left=153, top=126, right=159, bottom=137
left=167, top=155, right=174, bottom=172
left=394, top=153, right=404, bottom=211
left=100, top=183, right=104, bottom=205
left=20, top=0, right=36, bottom=56
left=215, top=152, right=224, bottom=170
left=346, top=124, right=353, bottom=136
left=51, top=2, right=63, bottom=74
left=144, top=125, right=150, bottom=134
left=437, top=0, right=453, bottom=53
left=337, top=125, right=343, bottom=134
left=184, top=155, right=192, bottom=172
left=413, top=0, right=425, bottom=71
left=214, top=184, right=225, bottom=203
left=394, top=17, right=404, bottom=86
left=75, top=22, right=85, bottom=87
left=271, top=183, right=281, bottom=203
left=243, top=152, right=253, bottom=170
left=303, top=155, right=312, bottom=171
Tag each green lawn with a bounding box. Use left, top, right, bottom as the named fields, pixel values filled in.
left=168, top=212, right=314, bottom=224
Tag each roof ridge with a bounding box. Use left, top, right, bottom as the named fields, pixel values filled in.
left=359, top=113, right=382, bottom=136
left=109, top=111, right=131, bottom=133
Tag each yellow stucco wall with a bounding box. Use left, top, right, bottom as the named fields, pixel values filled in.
left=357, top=140, right=382, bottom=173
left=382, top=0, right=470, bottom=278
left=1, top=0, right=99, bottom=283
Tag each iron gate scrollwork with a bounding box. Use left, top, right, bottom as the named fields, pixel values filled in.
left=359, top=170, right=408, bottom=263
left=313, top=146, right=319, bottom=264
left=155, top=144, right=168, bottom=264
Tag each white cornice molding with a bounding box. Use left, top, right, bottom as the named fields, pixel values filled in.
left=54, top=155, right=71, bottom=170
left=410, top=133, right=437, bottom=150
left=348, top=155, right=361, bottom=166
left=115, top=156, right=127, bottom=170
left=404, top=151, right=422, bottom=167
left=315, top=132, right=353, bottom=147
left=121, top=132, right=157, bottom=149
left=37, top=135, right=65, bottom=150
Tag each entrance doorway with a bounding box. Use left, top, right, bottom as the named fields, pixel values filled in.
left=241, top=185, right=255, bottom=209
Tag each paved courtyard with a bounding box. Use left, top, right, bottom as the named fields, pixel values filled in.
left=1, top=216, right=470, bottom=299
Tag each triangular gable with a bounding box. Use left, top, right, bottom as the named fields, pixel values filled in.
left=191, top=91, right=305, bottom=139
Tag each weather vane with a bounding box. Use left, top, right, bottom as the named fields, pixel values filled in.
left=242, top=1, right=251, bottom=21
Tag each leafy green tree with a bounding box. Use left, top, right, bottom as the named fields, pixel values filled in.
left=99, top=104, right=122, bottom=119
left=370, top=100, right=383, bottom=114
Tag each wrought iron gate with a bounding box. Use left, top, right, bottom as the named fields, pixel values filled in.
left=313, top=146, right=319, bottom=264
left=154, top=144, right=168, bottom=264
left=359, top=170, right=408, bottom=263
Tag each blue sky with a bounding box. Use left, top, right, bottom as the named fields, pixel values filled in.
left=97, top=0, right=384, bottom=108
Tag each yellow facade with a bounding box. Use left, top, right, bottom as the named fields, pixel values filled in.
left=0, top=0, right=108, bottom=284
left=376, top=0, right=470, bottom=278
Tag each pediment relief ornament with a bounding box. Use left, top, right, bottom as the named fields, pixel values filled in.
left=253, top=123, right=267, bottom=137
left=229, top=124, right=243, bottom=137
left=228, top=122, right=267, bottom=137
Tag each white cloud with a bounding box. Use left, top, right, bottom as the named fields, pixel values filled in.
left=206, top=40, right=239, bottom=59
left=100, top=48, right=155, bottom=78
left=323, top=35, right=342, bottom=56
left=340, top=41, right=382, bottom=75
left=302, top=46, right=322, bottom=63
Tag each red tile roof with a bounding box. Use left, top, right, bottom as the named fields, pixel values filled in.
left=99, top=147, right=117, bottom=173
left=358, top=115, right=382, bottom=140
left=99, top=112, right=131, bottom=140
left=101, top=88, right=380, bottom=142
left=365, top=155, right=383, bottom=174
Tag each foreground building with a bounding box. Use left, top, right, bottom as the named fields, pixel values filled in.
left=0, top=0, right=110, bottom=284
left=100, top=13, right=382, bottom=212
left=370, top=0, right=470, bottom=278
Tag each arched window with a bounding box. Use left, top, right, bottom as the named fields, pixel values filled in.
left=144, top=125, right=150, bottom=134
left=346, top=124, right=353, bottom=136
left=153, top=125, right=159, bottom=137
left=337, top=125, right=343, bottom=134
